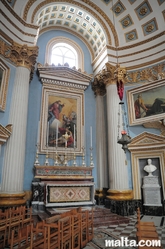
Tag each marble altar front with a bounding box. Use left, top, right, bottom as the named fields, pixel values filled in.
left=31, top=165, right=95, bottom=211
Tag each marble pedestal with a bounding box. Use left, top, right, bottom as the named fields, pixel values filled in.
left=142, top=176, right=162, bottom=206
left=142, top=176, right=163, bottom=216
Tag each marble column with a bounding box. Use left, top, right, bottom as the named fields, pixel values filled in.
left=91, top=75, right=108, bottom=202
left=104, top=63, right=133, bottom=201
left=0, top=42, right=38, bottom=205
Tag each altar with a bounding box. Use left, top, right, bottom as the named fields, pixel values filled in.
left=31, top=165, right=95, bottom=211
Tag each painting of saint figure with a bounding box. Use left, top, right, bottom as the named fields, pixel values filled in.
left=127, top=80, right=165, bottom=126
left=133, top=84, right=165, bottom=119
left=47, top=95, right=77, bottom=148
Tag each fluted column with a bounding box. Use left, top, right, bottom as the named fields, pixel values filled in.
left=102, top=63, right=133, bottom=201
left=0, top=42, right=38, bottom=205
left=91, top=75, right=108, bottom=201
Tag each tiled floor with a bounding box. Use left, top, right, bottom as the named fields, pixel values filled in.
left=84, top=213, right=165, bottom=249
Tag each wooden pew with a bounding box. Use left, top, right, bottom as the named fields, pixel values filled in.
left=136, top=208, right=162, bottom=249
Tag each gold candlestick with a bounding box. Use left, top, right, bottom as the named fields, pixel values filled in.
left=34, top=143, right=40, bottom=166
left=54, top=147, right=58, bottom=166
left=82, top=146, right=86, bottom=167
left=90, top=147, right=94, bottom=167
left=73, top=147, right=77, bottom=167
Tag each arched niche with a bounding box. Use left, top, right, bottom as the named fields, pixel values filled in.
left=128, top=132, right=165, bottom=204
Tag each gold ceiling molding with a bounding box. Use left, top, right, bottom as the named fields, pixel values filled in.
left=107, top=41, right=165, bottom=56
left=1, top=40, right=38, bottom=72
left=1, top=11, right=37, bottom=39
left=92, top=38, right=165, bottom=71
left=122, top=53, right=165, bottom=69
left=0, top=124, right=12, bottom=145
left=106, top=49, right=165, bottom=63
left=39, top=26, right=94, bottom=61
left=2, top=23, right=35, bottom=46
left=1, top=0, right=38, bottom=30
left=107, top=31, right=165, bottom=51
left=93, top=50, right=165, bottom=74
left=23, top=0, right=118, bottom=46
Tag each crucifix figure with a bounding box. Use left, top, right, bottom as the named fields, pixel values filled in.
left=62, top=131, right=71, bottom=148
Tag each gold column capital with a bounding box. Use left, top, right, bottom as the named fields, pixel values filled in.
left=105, top=62, right=127, bottom=86
left=91, top=62, right=127, bottom=95
left=1, top=40, right=38, bottom=79
left=91, top=71, right=106, bottom=96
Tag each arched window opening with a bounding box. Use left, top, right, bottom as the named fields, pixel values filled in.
left=51, top=43, right=77, bottom=68
left=45, top=37, right=84, bottom=71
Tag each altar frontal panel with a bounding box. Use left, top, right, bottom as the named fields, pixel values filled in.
left=49, top=186, right=90, bottom=202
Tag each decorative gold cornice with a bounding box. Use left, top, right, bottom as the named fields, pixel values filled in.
left=107, top=31, right=165, bottom=51
left=1, top=11, right=37, bottom=39
left=2, top=23, right=35, bottom=45
left=39, top=26, right=94, bottom=60
left=0, top=124, right=12, bottom=145
left=1, top=40, right=38, bottom=72
left=93, top=51, right=165, bottom=75
left=1, top=0, right=38, bottom=30
left=23, top=0, right=118, bottom=46
left=107, top=41, right=165, bottom=58
left=106, top=190, right=133, bottom=201
left=126, top=62, right=165, bottom=83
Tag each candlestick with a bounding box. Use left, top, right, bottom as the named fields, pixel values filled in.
left=90, top=147, right=94, bottom=167
left=74, top=124, right=75, bottom=148
left=56, top=123, right=58, bottom=147
left=47, top=122, right=49, bottom=147
left=34, top=144, right=40, bottom=166
left=90, top=126, right=92, bottom=148
left=82, top=146, right=86, bottom=167
left=37, top=121, right=40, bottom=144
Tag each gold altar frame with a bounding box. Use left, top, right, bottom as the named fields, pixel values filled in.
left=127, top=79, right=165, bottom=126
left=40, top=84, right=84, bottom=154
left=0, top=59, right=10, bottom=112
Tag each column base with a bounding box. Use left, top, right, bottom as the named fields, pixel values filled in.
left=95, top=188, right=108, bottom=205
left=106, top=189, right=133, bottom=201
left=105, top=199, right=142, bottom=216
left=0, top=192, right=26, bottom=206
left=143, top=205, right=163, bottom=216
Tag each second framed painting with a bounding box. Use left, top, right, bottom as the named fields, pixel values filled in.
left=127, top=79, right=165, bottom=126
left=40, top=85, right=84, bottom=154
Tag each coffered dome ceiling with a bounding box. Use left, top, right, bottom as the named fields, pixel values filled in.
left=3, top=0, right=165, bottom=63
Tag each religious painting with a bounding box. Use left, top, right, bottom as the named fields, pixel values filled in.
left=127, top=79, right=165, bottom=126
left=0, top=59, right=10, bottom=111
left=40, top=85, right=84, bottom=154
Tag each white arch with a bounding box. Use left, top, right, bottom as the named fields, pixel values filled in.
left=45, top=36, right=84, bottom=71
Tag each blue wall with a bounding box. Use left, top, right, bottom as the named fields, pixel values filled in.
left=23, top=30, right=96, bottom=191
left=0, top=61, right=16, bottom=184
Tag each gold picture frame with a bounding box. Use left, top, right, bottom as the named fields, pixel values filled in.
left=127, top=79, right=165, bottom=126
left=39, top=84, right=84, bottom=154
left=0, top=59, right=10, bottom=112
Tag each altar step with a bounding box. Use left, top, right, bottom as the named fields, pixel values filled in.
left=36, top=206, right=130, bottom=228
left=93, top=207, right=130, bottom=227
